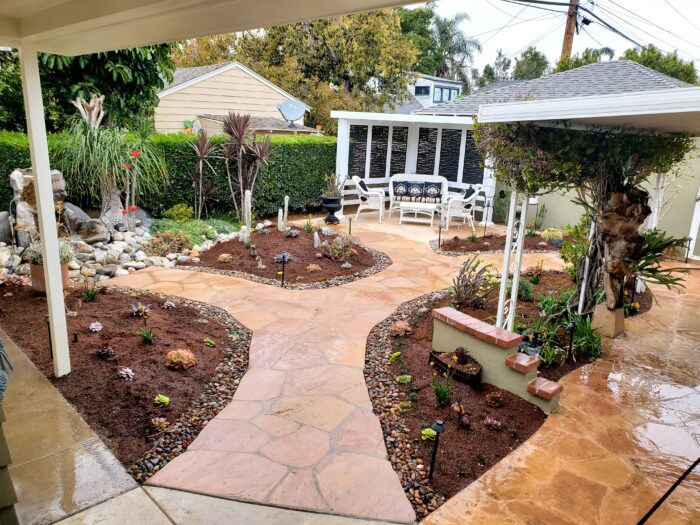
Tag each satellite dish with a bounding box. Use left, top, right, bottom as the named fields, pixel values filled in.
left=277, top=100, right=306, bottom=128
left=192, top=119, right=202, bottom=135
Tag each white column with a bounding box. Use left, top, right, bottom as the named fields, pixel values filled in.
left=406, top=125, right=419, bottom=174
left=496, top=190, right=518, bottom=328
left=335, top=119, right=350, bottom=180
left=506, top=195, right=529, bottom=331
left=19, top=43, right=71, bottom=377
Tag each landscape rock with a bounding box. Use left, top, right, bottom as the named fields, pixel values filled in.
left=93, top=248, right=108, bottom=265
left=16, top=263, right=30, bottom=276
left=134, top=251, right=148, bottom=262
left=63, top=202, right=111, bottom=244
left=67, top=260, right=81, bottom=271
left=0, top=246, right=11, bottom=267
left=115, top=268, right=130, bottom=277
left=0, top=212, right=12, bottom=245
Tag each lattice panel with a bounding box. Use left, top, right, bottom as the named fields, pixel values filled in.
left=438, top=128, right=462, bottom=182
left=348, top=125, right=368, bottom=178
left=369, top=126, right=389, bottom=178
left=462, top=130, right=484, bottom=184
left=416, top=127, right=438, bottom=174
left=389, top=126, right=408, bottom=176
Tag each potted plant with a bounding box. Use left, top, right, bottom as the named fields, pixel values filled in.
left=321, top=173, right=343, bottom=224
left=24, top=240, right=74, bottom=294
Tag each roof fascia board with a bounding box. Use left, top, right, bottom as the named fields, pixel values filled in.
left=330, top=110, right=474, bottom=126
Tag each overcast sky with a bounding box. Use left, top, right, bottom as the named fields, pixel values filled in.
left=415, top=0, right=700, bottom=73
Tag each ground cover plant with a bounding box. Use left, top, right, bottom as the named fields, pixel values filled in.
left=0, top=283, right=249, bottom=472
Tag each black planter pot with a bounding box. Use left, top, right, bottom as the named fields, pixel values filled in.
left=321, top=196, right=342, bottom=224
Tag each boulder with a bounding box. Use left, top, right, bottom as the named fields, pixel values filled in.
left=123, top=261, right=146, bottom=270
left=118, top=253, right=131, bottom=264
left=134, top=207, right=154, bottom=229
left=63, top=202, right=110, bottom=244
left=0, top=212, right=12, bottom=245
left=134, top=250, right=148, bottom=261
left=0, top=246, right=11, bottom=267
left=115, top=268, right=130, bottom=277
left=67, top=260, right=81, bottom=270
left=93, top=248, right=108, bottom=265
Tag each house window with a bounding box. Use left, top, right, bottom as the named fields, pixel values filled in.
left=369, top=126, right=389, bottom=178
left=348, top=125, right=368, bottom=178
left=390, top=126, right=409, bottom=176
left=448, top=88, right=459, bottom=101
left=462, top=130, right=484, bottom=184
left=433, top=87, right=443, bottom=103
left=415, top=85, right=430, bottom=96
left=417, top=127, right=438, bottom=174
left=438, top=129, right=462, bottom=182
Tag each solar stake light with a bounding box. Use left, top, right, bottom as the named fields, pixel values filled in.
left=348, top=217, right=352, bottom=236
left=438, top=224, right=443, bottom=247
left=428, top=419, right=445, bottom=482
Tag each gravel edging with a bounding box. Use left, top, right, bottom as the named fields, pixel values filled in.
left=429, top=239, right=559, bottom=257
left=364, top=288, right=451, bottom=518
left=104, top=285, right=251, bottom=483
left=177, top=233, right=392, bottom=290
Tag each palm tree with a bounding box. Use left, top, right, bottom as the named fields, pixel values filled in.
left=432, top=12, right=482, bottom=86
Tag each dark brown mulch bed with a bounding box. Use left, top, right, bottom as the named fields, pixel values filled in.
left=186, top=229, right=381, bottom=287
left=392, top=340, right=546, bottom=501
left=0, top=285, right=233, bottom=465
left=438, top=233, right=572, bottom=254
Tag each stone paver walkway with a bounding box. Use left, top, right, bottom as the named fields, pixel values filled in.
left=110, top=220, right=558, bottom=523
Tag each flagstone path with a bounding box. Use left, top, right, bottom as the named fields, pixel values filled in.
left=110, top=220, right=560, bottom=523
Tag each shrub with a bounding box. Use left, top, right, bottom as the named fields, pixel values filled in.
left=165, top=349, right=197, bottom=369
left=144, top=230, right=191, bottom=256
left=322, top=236, right=353, bottom=262
left=541, top=228, right=563, bottom=242
left=151, top=219, right=217, bottom=248
left=205, top=218, right=239, bottom=235
left=24, top=240, right=74, bottom=265
left=452, top=254, right=498, bottom=308
left=163, top=203, right=194, bottom=223
left=431, top=374, right=452, bottom=406
left=507, top=279, right=534, bottom=302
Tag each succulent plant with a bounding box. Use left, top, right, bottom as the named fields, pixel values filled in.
left=285, top=228, right=300, bottom=238
left=320, top=227, right=334, bottom=236
left=117, top=367, right=135, bottom=380
left=95, top=346, right=115, bottom=359
left=151, top=417, right=170, bottom=432
left=165, top=349, right=197, bottom=369
left=203, top=337, right=216, bottom=348
left=483, top=415, right=502, bottom=431
left=163, top=300, right=176, bottom=310
left=130, top=302, right=152, bottom=318
left=154, top=393, right=170, bottom=407
left=485, top=391, right=503, bottom=408
left=421, top=428, right=437, bottom=441
left=89, top=321, right=103, bottom=332
left=395, top=374, right=412, bottom=384
left=455, top=346, right=469, bottom=365
left=274, top=251, right=293, bottom=264
left=389, top=351, right=402, bottom=362
left=389, top=321, right=412, bottom=337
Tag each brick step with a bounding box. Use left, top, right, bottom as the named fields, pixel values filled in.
left=527, top=377, right=563, bottom=401
left=505, top=352, right=540, bottom=374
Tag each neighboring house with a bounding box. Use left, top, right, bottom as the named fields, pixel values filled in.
left=155, top=61, right=321, bottom=135
left=409, top=73, right=462, bottom=108
left=333, top=61, right=700, bottom=243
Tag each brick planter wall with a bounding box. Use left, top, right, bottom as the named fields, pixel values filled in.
left=431, top=307, right=562, bottom=414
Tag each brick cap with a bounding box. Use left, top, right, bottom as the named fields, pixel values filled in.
left=432, top=307, right=522, bottom=349
left=505, top=352, right=540, bottom=374
left=528, top=377, right=563, bottom=400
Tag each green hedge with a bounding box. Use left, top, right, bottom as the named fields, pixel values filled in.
left=0, top=131, right=337, bottom=218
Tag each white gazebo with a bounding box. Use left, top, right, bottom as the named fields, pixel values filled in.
left=476, top=88, right=700, bottom=330
left=0, top=0, right=411, bottom=377
left=331, top=110, right=496, bottom=224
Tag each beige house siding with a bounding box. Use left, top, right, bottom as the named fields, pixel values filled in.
left=155, top=66, right=296, bottom=133
left=528, top=140, right=700, bottom=256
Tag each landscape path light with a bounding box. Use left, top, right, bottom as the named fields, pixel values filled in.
left=428, top=419, right=445, bottom=482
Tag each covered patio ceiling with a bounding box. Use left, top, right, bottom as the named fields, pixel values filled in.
left=0, top=0, right=410, bottom=55
left=477, top=87, right=700, bottom=135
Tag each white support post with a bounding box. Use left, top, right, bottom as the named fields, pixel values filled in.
left=244, top=190, right=252, bottom=230
left=496, top=190, right=518, bottom=328
left=19, top=43, right=71, bottom=377
left=506, top=195, right=529, bottom=332
left=336, top=119, right=350, bottom=216
left=577, top=221, right=597, bottom=315
left=480, top=160, right=496, bottom=226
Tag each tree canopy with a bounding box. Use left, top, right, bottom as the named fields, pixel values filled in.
left=621, top=44, right=697, bottom=84
left=0, top=45, right=175, bottom=132
left=512, top=46, right=550, bottom=80
left=552, top=47, right=615, bottom=73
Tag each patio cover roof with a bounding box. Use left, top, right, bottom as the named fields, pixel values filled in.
left=0, top=0, right=409, bottom=55
left=330, top=110, right=473, bottom=125
left=476, top=87, right=700, bottom=135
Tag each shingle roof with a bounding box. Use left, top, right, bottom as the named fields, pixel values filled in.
left=416, top=61, right=691, bottom=116
left=415, top=73, right=462, bottom=85
left=162, top=62, right=231, bottom=91
left=199, top=114, right=321, bottom=134
left=383, top=95, right=424, bottom=114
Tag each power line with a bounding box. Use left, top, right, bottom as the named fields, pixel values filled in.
left=486, top=0, right=539, bottom=20
left=468, top=13, right=560, bottom=38
left=507, top=17, right=564, bottom=59
left=581, top=25, right=606, bottom=49
left=664, top=0, right=700, bottom=33
left=503, top=0, right=643, bottom=47
left=501, top=0, right=568, bottom=14
left=482, top=2, right=530, bottom=44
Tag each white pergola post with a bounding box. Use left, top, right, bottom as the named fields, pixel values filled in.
left=496, top=190, right=518, bottom=328
left=506, top=195, right=528, bottom=331
left=19, top=43, right=71, bottom=377
left=479, top=160, right=496, bottom=226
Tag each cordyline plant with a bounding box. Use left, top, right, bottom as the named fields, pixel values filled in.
left=222, top=112, right=271, bottom=222
left=190, top=129, right=217, bottom=220
left=474, top=121, right=694, bottom=314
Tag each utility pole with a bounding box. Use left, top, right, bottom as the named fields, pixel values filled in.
left=560, top=0, right=580, bottom=60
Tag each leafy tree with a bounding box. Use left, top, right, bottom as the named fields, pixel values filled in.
left=512, top=46, right=549, bottom=80
left=553, top=47, right=615, bottom=73
left=233, top=10, right=417, bottom=134
left=173, top=34, right=238, bottom=68
left=621, top=44, right=698, bottom=84
left=397, top=4, right=441, bottom=75
left=0, top=45, right=175, bottom=131
left=472, top=50, right=511, bottom=88
left=474, top=121, right=693, bottom=314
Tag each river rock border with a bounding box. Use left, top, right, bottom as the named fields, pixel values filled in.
left=429, top=239, right=559, bottom=257
left=364, top=288, right=451, bottom=518
left=105, top=285, right=251, bottom=484
left=177, top=233, right=392, bottom=290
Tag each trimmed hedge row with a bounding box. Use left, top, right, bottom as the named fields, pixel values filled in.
left=0, top=131, right=337, bottom=218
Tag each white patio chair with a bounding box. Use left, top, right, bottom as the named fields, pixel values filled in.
left=443, top=184, right=482, bottom=232
left=352, top=176, right=385, bottom=222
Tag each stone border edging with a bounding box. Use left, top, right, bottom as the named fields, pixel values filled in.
left=176, top=234, right=393, bottom=290
left=103, top=284, right=252, bottom=484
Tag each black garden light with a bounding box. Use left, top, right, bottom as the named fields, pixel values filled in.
left=567, top=321, right=576, bottom=362
left=348, top=217, right=352, bottom=236
left=428, top=419, right=445, bottom=482
left=438, top=224, right=443, bottom=247
left=44, top=315, right=52, bottom=359
left=274, top=251, right=292, bottom=288
left=73, top=331, right=79, bottom=343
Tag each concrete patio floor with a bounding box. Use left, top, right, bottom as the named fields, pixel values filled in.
left=5, top=214, right=699, bottom=523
